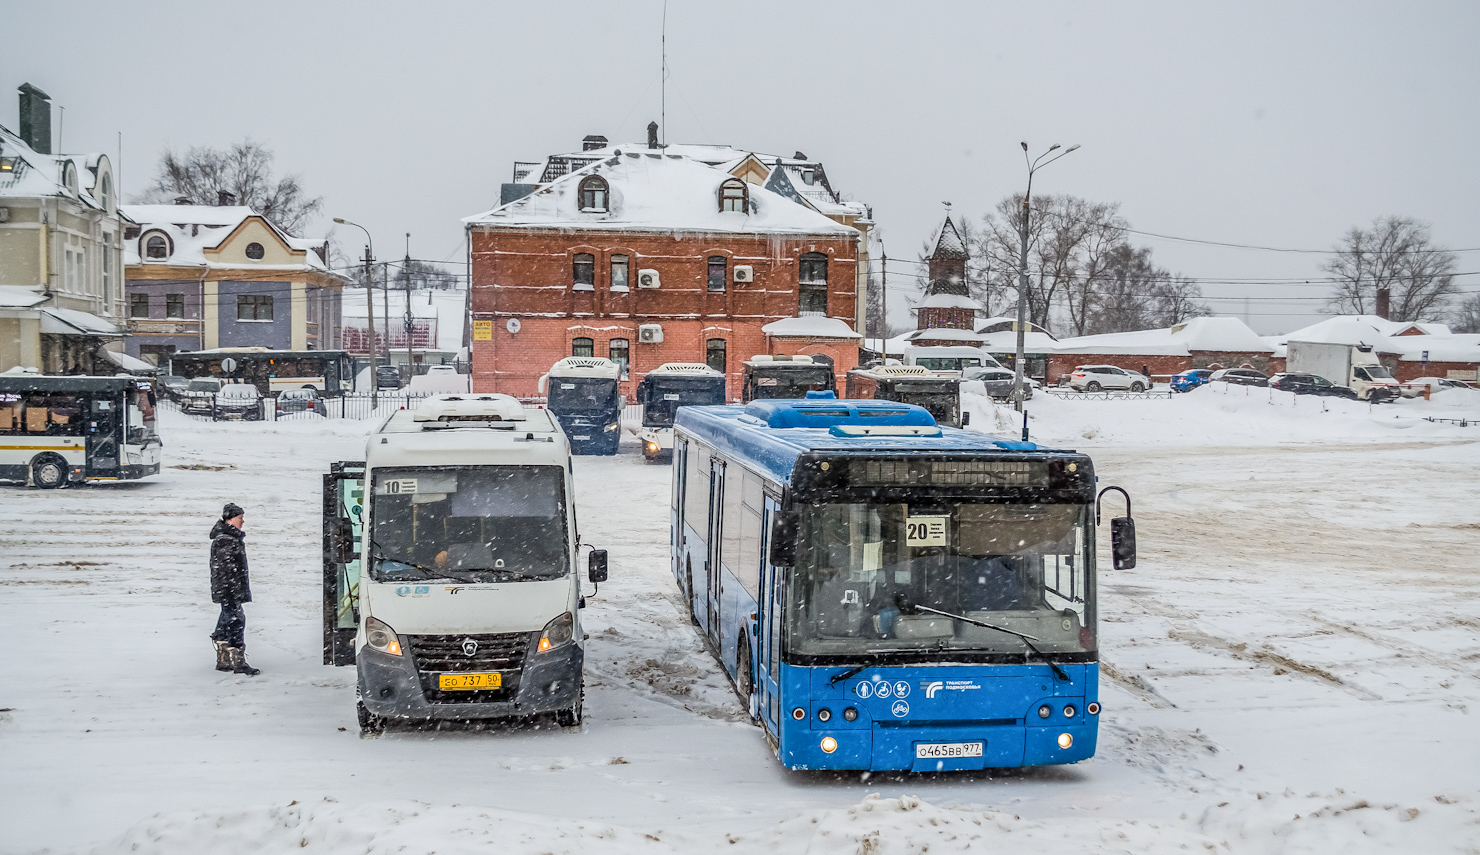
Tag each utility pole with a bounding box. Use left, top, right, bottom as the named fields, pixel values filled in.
left=880, top=246, right=888, bottom=348
left=364, top=245, right=377, bottom=409
left=403, top=234, right=414, bottom=378
left=1012, top=142, right=1080, bottom=413
left=381, top=262, right=391, bottom=373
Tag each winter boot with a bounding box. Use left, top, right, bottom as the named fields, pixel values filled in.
left=214, top=640, right=231, bottom=672
left=228, top=647, right=261, bottom=676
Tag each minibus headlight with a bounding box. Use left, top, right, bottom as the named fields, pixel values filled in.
left=537, top=612, right=575, bottom=652
left=365, top=616, right=402, bottom=656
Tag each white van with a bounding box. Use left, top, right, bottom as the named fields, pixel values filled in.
left=905, top=346, right=1004, bottom=376
left=322, top=393, right=608, bottom=734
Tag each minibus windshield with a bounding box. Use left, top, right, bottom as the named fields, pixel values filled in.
left=370, top=466, right=568, bottom=583
left=788, top=501, right=1093, bottom=658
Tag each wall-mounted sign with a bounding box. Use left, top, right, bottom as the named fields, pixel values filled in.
left=472, top=320, right=493, bottom=341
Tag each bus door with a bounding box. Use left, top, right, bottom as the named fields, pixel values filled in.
left=322, top=461, right=366, bottom=666
left=84, top=394, right=120, bottom=476
left=755, top=495, right=783, bottom=734
left=705, top=456, right=726, bottom=645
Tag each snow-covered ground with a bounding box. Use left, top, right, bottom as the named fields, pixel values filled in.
left=2, top=387, right=1479, bottom=853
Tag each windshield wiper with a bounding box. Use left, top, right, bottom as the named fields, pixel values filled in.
left=894, top=594, right=1072, bottom=683
left=369, top=540, right=482, bottom=584
left=828, top=657, right=883, bottom=685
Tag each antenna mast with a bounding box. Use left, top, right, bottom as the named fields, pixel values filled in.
left=661, top=0, right=668, bottom=146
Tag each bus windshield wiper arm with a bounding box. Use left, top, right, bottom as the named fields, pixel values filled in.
left=369, top=541, right=480, bottom=583
left=894, top=595, right=1072, bottom=683
left=828, top=658, right=880, bottom=685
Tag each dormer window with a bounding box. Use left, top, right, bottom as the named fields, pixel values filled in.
left=719, top=178, right=748, bottom=213
left=578, top=176, right=609, bottom=212
left=145, top=234, right=170, bottom=260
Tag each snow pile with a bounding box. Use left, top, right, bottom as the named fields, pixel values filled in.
left=963, top=382, right=1480, bottom=447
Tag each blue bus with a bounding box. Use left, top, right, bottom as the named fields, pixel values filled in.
left=671, top=392, right=1133, bottom=772
left=545, top=357, right=622, bottom=455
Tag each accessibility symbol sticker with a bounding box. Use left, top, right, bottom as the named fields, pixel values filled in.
left=893, top=681, right=910, bottom=698
left=891, top=700, right=909, bottom=718
left=855, top=681, right=874, bottom=699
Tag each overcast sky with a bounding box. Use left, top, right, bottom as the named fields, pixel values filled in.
left=5, top=0, right=1477, bottom=334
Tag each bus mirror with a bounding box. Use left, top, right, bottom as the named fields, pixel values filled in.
left=588, top=549, right=609, bottom=583
left=332, top=518, right=355, bottom=564
left=1111, top=517, right=1137, bottom=570
left=768, top=512, right=797, bottom=566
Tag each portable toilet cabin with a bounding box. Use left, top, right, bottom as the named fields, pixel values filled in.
left=845, top=364, right=964, bottom=427
left=544, top=357, right=622, bottom=455
left=634, top=362, right=726, bottom=461
left=741, top=355, right=837, bottom=403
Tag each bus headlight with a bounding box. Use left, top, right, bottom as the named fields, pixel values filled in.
left=820, top=736, right=838, bottom=754
left=365, top=617, right=402, bottom=656
left=604, top=422, right=619, bottom=432
left=646, top=442, right=660, bottom=453
left=537, top=612, right=575, bottom=652
left=843, top=707, right=858, bottom=722
left=1057, top=733, right=1073, bottom=749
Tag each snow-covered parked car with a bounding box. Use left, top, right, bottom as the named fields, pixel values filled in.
left=1399, top=376, right=1473, bottom=397
left=179, top=378, right=222, bottom=415
left=214, top=383, right=262, bottom=421
left=1067, top=365, right=1149, bottom=393
left=965, top=366, right=1033, bottom=400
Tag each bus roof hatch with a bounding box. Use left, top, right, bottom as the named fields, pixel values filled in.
left=743, top=398, right=938, bottom=430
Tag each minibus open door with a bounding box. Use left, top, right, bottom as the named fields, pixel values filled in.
left=323, top=461, right=366, bottom=666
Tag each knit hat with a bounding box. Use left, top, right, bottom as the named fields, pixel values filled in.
left=222, top=502, right=245, bottom=521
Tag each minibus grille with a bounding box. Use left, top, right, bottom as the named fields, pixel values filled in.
left=407, top=632, right=530, bottom=704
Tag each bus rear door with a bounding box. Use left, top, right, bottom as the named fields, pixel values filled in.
left=84, top=394, right=121, bottom=477
left=704, top=456, right=726, bottom=645
left=755, top=495, right=783, bottom=735
left=322, top=461, right=366, bottom=666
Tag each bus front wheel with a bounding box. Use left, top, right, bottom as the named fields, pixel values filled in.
left=31, top=454, right=67, bottom=489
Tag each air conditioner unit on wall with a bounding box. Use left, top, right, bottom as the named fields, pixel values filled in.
left=638, top=323, right=664, bottom=344
left=637, top=268, right=661, bottom=289
left=733, top=265, right=754, bottom=283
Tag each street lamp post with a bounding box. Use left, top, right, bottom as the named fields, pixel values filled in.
left=334, top=217, right=376, bottom=409
left=1012, top=142, right=1080, bottom=414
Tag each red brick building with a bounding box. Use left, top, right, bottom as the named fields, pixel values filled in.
left=465, top=146, right=866, bottom=399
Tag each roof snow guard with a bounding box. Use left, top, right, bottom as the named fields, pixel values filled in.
left=549, top=357, right=621, bottom=379
left=413, top=394, right=527, bottom=423
left=745, top=354, right=816, bottom=366
left=742, top=398, right=939, bottom=431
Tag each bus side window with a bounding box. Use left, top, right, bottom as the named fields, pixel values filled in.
left=683, top=443, right=710, bottom=535
left=0, top=400, right=19, bottom=434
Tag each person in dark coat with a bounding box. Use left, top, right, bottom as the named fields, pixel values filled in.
left=210, top=502, right=260, bottom=675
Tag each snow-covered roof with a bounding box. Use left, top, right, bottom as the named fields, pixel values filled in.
left=0, top=285, right=49, bottom=308
left=978, top=330, right=1061, bottom=354
left=903, top=327, right=985, bottom=343
left=976, top=317, right=1053, bottom=337
left=760, top=316, right=862, bottom=339
left=916, top=293, right=983, bottom=311
left=1273, top=316, right=1414, bottom=353
left=469, top=153, right=856, bottom=236
left=121, top=204, right=332, bottom=273
left=1271, top=316, right=1479, bottom=364
left=1052, top=317, right=1274, bottom=356
left=39, top=306, right=123, bottom=337
left=0, top=123, right=116, bottom=215
left=928, top=215, right=968, bottom=260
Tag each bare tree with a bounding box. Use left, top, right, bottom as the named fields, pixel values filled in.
left=1323, top=216, right=1458, bottom=322
left=1087, top=244, right=1160, bottom=333
left=1057, top=199, right=1129, bottom=336
left=141, top=139, right=323, bottom=234
left=1452, top=293, right=1480, bottom=334
left=1149, top=275, right=1211, bottom=327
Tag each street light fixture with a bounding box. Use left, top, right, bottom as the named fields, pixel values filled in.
left=334, top=217, right=378, bottom=409
left=1011, top=143, right=1080, bottom=417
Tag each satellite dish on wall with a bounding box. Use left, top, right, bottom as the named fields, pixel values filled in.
left=506, top=319, right=522, bottom=334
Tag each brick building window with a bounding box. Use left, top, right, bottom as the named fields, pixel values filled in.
left=608, top=339, right=630, bottom=379
left=572, top=253, right=595, bottom=291
left=165, top=293, right=185, bottom=318
left=799, top=252, right=829, bottom=315
left=572, top=337, right=594, bottom=358
left=237, top=294, right=273, bottom=321
left=706, top=338, right=727, bottom=374
left=719, top=178, right=748, bottom=212
left=130, top=293, right=150, bottom=318
left=610, top=255, right=629, bottom=292
left=578, top=176, right=609, bottom=212
left=707, top=256, right=727, bottom=292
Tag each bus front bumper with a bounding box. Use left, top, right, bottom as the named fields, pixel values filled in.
left=357, top=642, right=583, bottom=721
left=785, top=720, right=1098, bottom=772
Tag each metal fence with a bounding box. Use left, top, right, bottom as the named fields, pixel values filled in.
left=159, top=391, right=441, bottom=422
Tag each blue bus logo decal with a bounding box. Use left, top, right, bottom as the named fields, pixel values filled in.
left=891, top=700, right=909, bottom=717
left=924, top=680, right=944, bottom=698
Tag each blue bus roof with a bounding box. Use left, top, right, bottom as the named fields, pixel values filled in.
left=674, top=397, right=1055, bottom=487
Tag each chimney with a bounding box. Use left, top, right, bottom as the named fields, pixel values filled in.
left=18, top=83, right=52, bottom=154
left=217, top=190, right=237, bottom=206
left=1375, top=287, right=1390, bottom=320
left=582, top=135, right=608, bottom=152
left=647, top=122, right=659, bottom=150
left=173, top=196, right=194, bottom=205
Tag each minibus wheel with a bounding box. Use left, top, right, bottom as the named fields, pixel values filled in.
left=556, top=683, right=584, bottom=728
left=31, top=454, right=67, bottom=489
left=356, top=700, right=384, bottom=736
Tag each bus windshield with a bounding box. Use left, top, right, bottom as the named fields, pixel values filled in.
left=370, top=466, right=568, bottom=583
left=750, top=369, right=832, bottom=399
left=643, top=378, right=726, bottom=427
left=548, top=378, right=619, bottom=415
left=788, top=501, right=1093, bottom=657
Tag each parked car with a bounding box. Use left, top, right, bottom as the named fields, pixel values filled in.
left=1170, top=369, right=1213, bottom=393
left=1068, top=365, right=1150, bottom=393
left=276, top=387, right=327, bottom=417
left=214, top=383, right=263, bottom=420
left=1210, top=368, right=1269, bottom=387
left=965, top=366, right=1033, bottom=401
left=375, top=365, right=403, bottom=390
left=157, top=375, right=191, bottom=402
left=179, top=378, right=223, bottom=415
left=1269, top=372, right=1359, bottom=399
left=1401, top=376, right=1474, bottom=396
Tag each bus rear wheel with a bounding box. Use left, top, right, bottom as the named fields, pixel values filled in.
left=684, top=561, right=699, bottom=627
left=31, top=454, right=67, bottom=489
left=736, top=636, right=754, bottom=708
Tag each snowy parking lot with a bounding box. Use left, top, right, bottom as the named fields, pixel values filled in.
left=3, top=387, right=1480, bottom=853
